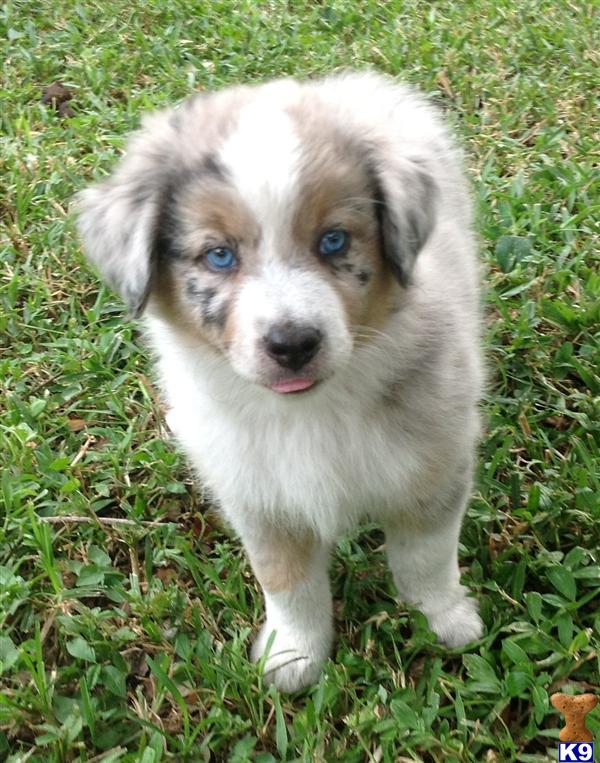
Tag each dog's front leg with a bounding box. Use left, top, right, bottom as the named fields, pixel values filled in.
left=384, top=482, right=483, bottom=648
left=241, top=523, right=333, bottom=692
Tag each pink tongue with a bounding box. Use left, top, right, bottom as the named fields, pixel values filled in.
left=271, top=378, right=315, bottom=394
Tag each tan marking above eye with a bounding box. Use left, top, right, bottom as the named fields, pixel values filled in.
left=176, top=184, right=260, bottom=259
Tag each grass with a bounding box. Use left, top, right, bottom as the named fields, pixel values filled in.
left=1, top=0, right=599, bottom=760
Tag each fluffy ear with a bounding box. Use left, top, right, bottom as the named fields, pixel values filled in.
left=75, top=116, right=177, bottom=316
left=372, top=156, right=437, bottom=286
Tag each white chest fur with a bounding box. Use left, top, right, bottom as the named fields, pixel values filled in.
left=150, top=311, right=478, bottom=543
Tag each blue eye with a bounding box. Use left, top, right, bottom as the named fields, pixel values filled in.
left=205, top=247, right=237, bottom=271
left=318, top=229, right=349, bottom=256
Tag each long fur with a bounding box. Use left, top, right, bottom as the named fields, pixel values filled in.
left=77, top=71, right=485, bottom=691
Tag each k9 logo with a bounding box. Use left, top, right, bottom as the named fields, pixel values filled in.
left=559, top=743, right=595, bottom=762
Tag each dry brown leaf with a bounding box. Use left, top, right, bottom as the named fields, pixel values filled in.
left=436, top=69, right=454, bottom=99
left=67, top=417, right=87, bottom=432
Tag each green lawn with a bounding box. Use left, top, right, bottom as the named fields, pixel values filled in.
left=1, top=1, right=599, bottom=761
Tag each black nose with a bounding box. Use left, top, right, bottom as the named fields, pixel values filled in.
left=264, top=323, right=322, bottom=371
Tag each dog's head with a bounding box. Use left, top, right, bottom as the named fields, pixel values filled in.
left=77, top=73, right=439, bottom=395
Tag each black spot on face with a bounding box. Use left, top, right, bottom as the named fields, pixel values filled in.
left=186, top=281, right=215, bottom=304
left=185, top=282, right=227, bottom=328
left=210, top=300, right=229, bottom=330
left=326, top=260, right=369, bottom=285
left=328, top=260, right=354, bottom=276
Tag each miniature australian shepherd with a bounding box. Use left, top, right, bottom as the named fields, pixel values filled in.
left=77, top=71, right=484, bottom=691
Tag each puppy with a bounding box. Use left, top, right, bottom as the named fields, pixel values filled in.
left=77, top=71, right=484, bottom=692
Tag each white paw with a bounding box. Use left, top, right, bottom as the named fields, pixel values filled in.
left=426, top=594, right=483, bottom=648
left=251, top=622, right=330, bottom=692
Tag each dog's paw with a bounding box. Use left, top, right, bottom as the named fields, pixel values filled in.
left=251, top=622, right=330, bottom=692
left=426, top=594, right=483, bottom=648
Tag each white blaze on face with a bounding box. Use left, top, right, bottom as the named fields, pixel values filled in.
left=219, top=90, right=301, bottom=222
left=218, top=85, right=353, bottom=384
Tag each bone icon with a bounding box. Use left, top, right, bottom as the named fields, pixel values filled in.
left=551, top=692, right=598, bottom=743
